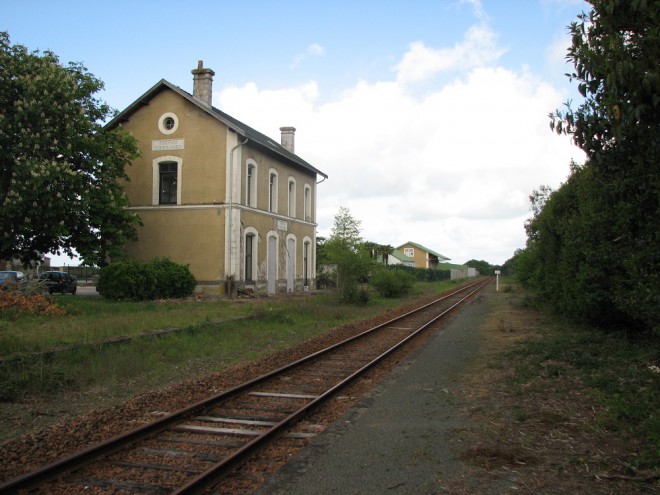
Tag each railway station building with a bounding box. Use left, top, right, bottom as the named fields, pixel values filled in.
left=106, top=61, right=327, bottom=296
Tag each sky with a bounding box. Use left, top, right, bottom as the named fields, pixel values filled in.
left=3, top=0, right=589, bottom=266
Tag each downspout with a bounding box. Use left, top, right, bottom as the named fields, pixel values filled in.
left=227, top=134, right=248, bottom=297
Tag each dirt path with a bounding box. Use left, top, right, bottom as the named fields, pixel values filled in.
left=437, top=286, right=658, bottom=494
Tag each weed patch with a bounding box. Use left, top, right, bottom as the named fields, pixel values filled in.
left=451, top=286, right=659, bottom=493
left=0, top=281, right=462, bottom=403
left=505, top=307, right=660, bottom=470
left=0, top=290, right=64, bottom=318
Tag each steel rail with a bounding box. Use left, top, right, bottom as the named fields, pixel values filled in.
left=172, top=277, right=491, bottom=494
left=0, top=278, right=491, bottom=494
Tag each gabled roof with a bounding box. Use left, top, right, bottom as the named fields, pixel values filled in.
left=397, top=241, right=450, bottom=261
left=105, top=79, right=328, bottom=179
left=390, top=249, right=415, bottom=262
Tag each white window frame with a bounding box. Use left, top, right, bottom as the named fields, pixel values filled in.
left=158, top=112, right=179, bottom=135
left=245, top=159, right=258, bottom=208
left=303, top=184, right=312, bottom=222
left=404, top=247, right=414, bottom=258
left=243, top=227, right=258, bottom=283
left=152, top=156, right=182, bottom=205
left=303, top=235, right=313, bottom=287
left=286, top=233, right=297, bottom=292
left=287, top=177, right=296, bottom=218
left=268, top=169, right=279, bottom=213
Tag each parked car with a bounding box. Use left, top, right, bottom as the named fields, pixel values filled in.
left=0, top=270, right=26, bottom=289
left=39, top=271, right=77, bottom=295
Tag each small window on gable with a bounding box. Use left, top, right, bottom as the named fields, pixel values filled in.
left=158, top=112, right=179, bottom=135
left=404, top=247, right=414, bottom=258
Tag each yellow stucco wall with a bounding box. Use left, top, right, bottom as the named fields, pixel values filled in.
left=240, top=147, right=316, bottom=222
left=121, top=90, right=228, bottom=207
left=400, top=243, right=427, bottom=269
left=116, top=85, right=320, bottom=294
left=238, top=209, right=315, bottom=283
left=126, top=208, right=225, bottom=283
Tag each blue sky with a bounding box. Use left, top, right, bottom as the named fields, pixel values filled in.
left=3, top=0, right=589, bottom=265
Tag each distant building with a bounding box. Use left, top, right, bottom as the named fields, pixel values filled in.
left=106, top=62, right=327, bottom=295
left=395, top=242, right=450, bottom=270
left=386, top=249, right=416, bottom=267
left=0, top=256, right=50, bottom=271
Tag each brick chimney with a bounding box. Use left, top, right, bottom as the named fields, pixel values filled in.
left=191, top=60, right=215, bottom=107
left=280, top=126, right=296, bottom=153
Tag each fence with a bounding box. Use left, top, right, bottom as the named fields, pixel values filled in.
left=54, top=266, right=100, bottom=284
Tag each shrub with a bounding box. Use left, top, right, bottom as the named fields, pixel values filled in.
left=150, top=258, right=197, bottom=299
left=370, top=269, right=415, bottom=298
left=97, top=258, right=196, bottom=301
left=355, top=287, right=370, bottom=306
left=0, top=288, right=64, bottom=317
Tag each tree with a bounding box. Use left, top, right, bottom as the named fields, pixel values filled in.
left=362, top=241, right=394, bottom=265
left=0, top=32, right=141, bottom=267
left=463, top=259, right=497, bottom=276
left=324, top=207, right=373, bottom=303
left=330, top=206, right=363, bottom=247
left=525, top=0, right=659, bottom=334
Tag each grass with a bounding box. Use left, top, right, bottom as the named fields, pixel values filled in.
left=0, top=280, right=461, bottom=401
left=503, top=292, right=660, bottom=471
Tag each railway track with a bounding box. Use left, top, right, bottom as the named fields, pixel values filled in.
left=0, top=278, right=491, bottom=495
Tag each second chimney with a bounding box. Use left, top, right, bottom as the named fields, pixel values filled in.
left=280, top=126, right=296, bottom=153
left=191, top=60, right=215, bottom=107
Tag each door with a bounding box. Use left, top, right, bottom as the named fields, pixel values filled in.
left=286, top=237, right=295, bottom=292
left=267, top=235, right=277, bottom=295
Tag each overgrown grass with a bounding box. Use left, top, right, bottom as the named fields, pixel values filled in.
left=0, top=280, right=461, bottom=401
left=508, top=315, right=660, bottom=470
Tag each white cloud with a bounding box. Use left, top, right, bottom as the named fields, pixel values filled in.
left=289, top=43, right=325, bottom=69
left=394, top=24, right=505, bottom=85
left=546, top=31, right=573, bottom=78
left=217, top=25, right=584, bottom=265
left=460, top=0, right=488, bottom=23
left=307, top=43, right=324, bottom=56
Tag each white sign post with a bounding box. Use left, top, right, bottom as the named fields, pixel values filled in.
left=495, top=270, right=501, bottom=291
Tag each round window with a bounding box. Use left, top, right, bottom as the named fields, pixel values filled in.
left=158, top=112, right=179, bottom=135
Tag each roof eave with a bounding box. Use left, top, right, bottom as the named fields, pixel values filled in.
left=105, top=80, right=327, bottom=180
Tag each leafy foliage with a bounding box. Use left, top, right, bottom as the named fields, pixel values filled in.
left=150, top=258, right=197, bottom=299
left=370, top=268, right=415, bottom=298
left=515, top=1, right=659, bottom=335
left=464, top=259, right=498, bottom=276
left=97, top=258, right=196, bottom=301
left=0, top=289, right=64, bottom=317
left=321, top=207, right=374, bottom=303
left=0, top=32, right=141, bottom=266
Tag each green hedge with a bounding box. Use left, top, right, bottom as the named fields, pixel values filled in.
left=388, top=265, right=451, bottom=282
left=97, top=258, right=196, bottom=301
left=370, top=269, right=415, bottom=298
